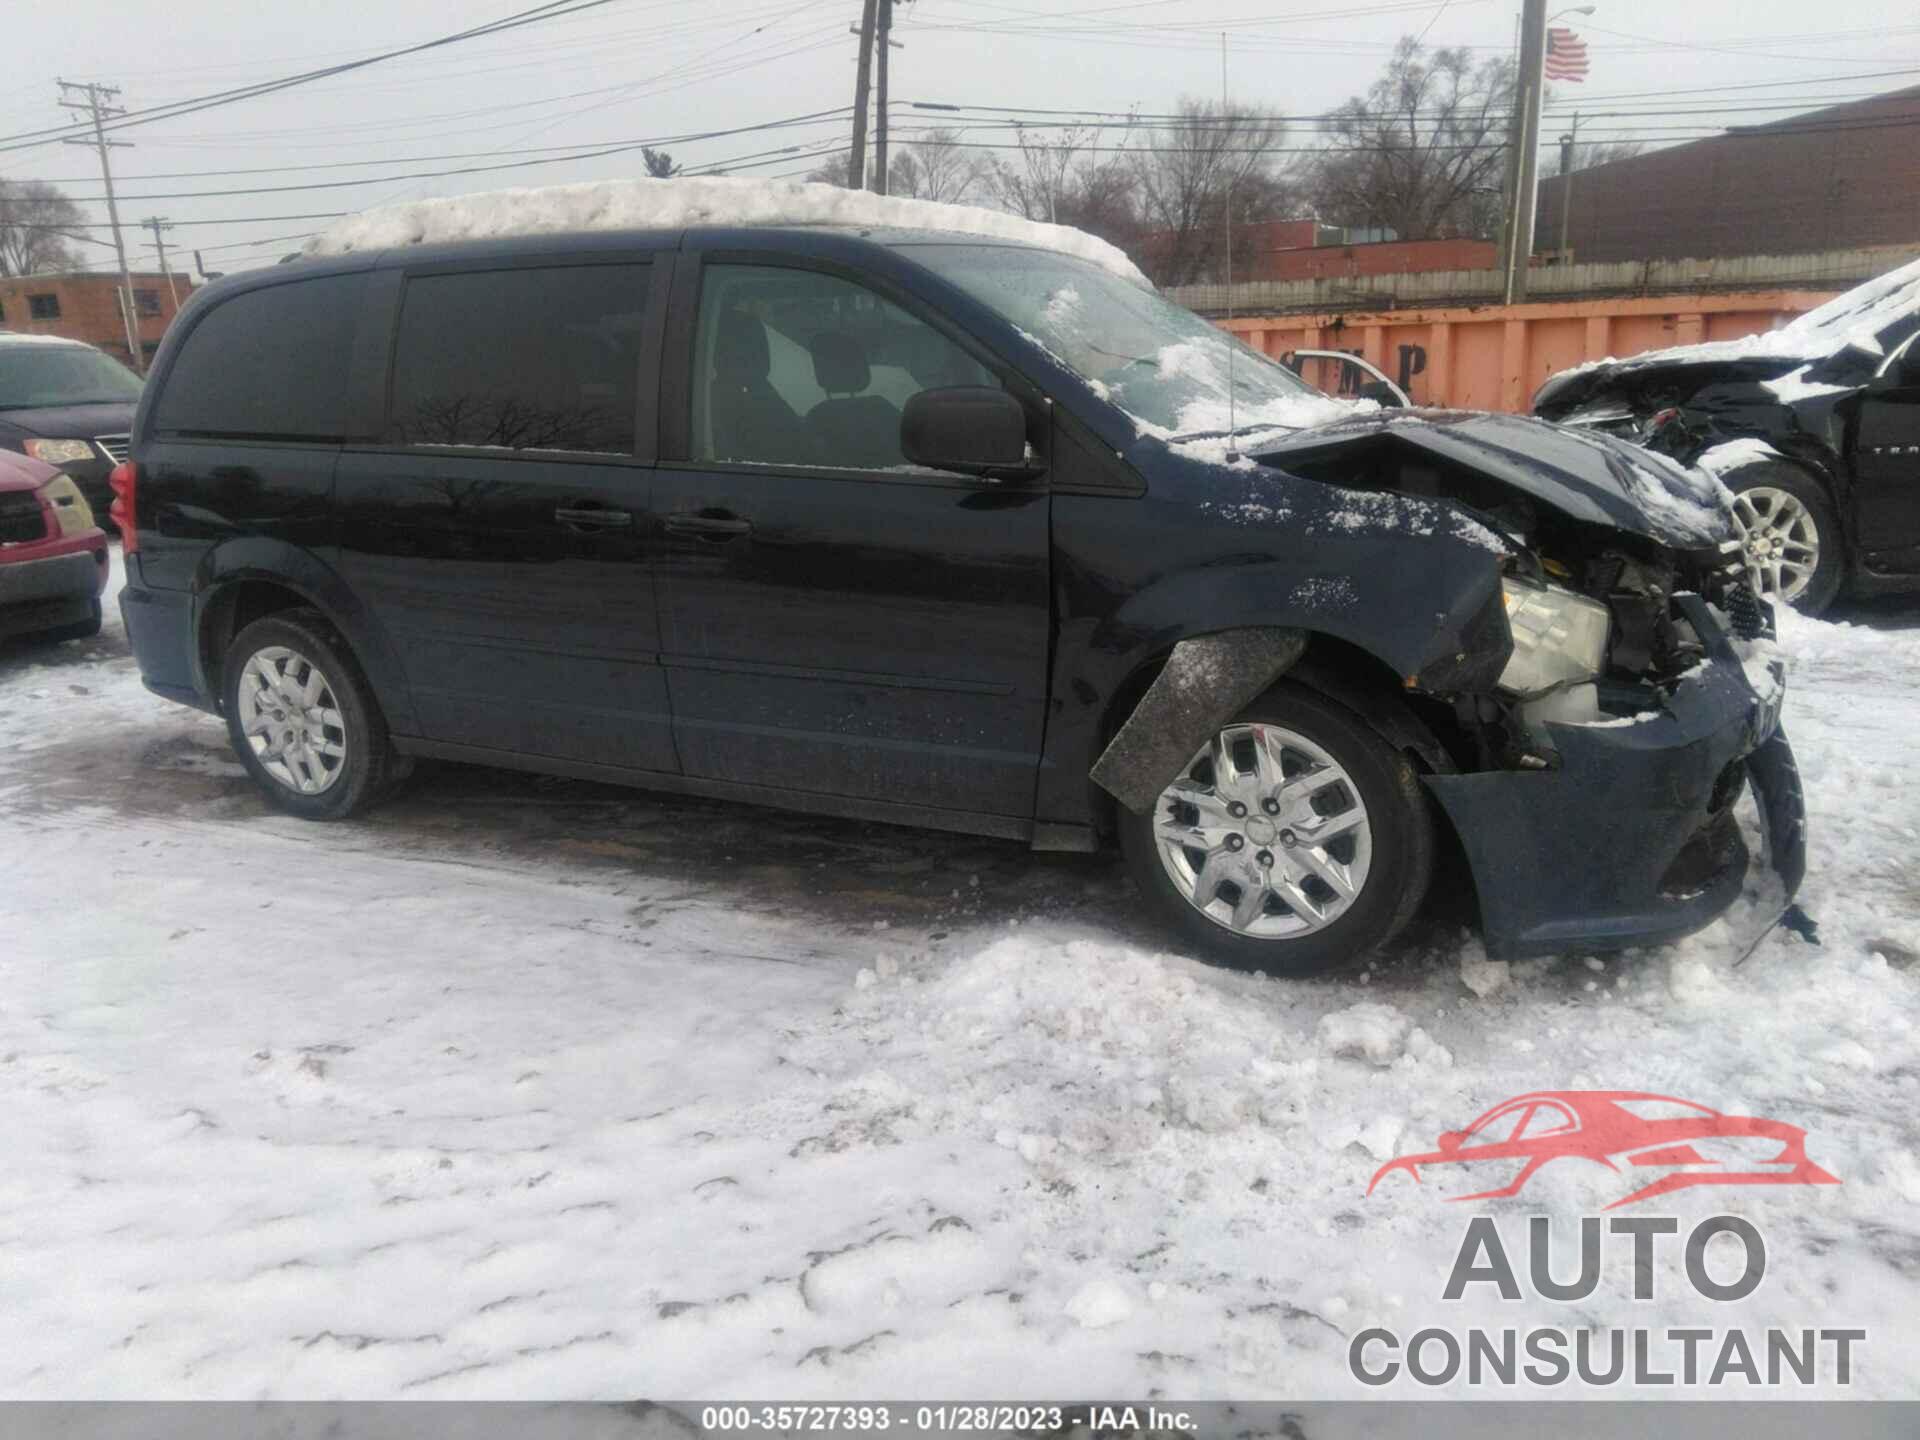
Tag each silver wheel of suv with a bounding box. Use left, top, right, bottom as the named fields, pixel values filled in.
left=236, top=645, right=349, bottom=795
left=1730, top=485, right=1820, bottom=604
left=1152, top=721, right=1374, bottom=939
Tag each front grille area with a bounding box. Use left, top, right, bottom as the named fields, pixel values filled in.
left=94, top=434, right=130, bottom=464
left=1723, top=580, right=1771, bottom=641
left=0, top=492, right=49, bottom=546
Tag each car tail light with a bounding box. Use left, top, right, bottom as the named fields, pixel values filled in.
left=108, top=461, right=139, bottom=552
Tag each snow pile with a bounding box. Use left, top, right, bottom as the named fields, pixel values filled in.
left=303, top=176, right=1148, bottom=286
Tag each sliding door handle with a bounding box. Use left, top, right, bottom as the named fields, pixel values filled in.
left=664, top=513, right=753, bottom=539
left=555, top=506, right=632, bottom=530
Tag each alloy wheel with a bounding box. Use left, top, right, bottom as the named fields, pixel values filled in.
left=1152, top=722, right=1373, bottom=939
left=236, top=645, right=349, bottom=795
left=1730, top=486, right=1820, bottom=604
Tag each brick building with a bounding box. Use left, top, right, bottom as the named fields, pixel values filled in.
left=1538, top=85, right=1920, bottom=264
left=0, top=271, right=193, bottom=366
left=1137, top=218, right=1494, bottom=286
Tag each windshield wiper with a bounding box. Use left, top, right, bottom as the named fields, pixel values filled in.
left=1169, top=421, right=1301, bottom=443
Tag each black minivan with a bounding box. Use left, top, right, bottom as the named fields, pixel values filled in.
left=112, top=213, right=1805, bottom=973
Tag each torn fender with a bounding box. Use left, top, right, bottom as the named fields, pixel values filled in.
left=1090, top=627, right=1307, bottom=815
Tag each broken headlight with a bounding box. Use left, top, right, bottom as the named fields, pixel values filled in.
left=1499, top=577, right=1610, bottom=695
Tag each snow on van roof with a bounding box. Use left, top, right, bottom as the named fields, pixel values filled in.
left=0, top=330, right=87, bottom=347
left=303, top=176, right=1151, bottom=286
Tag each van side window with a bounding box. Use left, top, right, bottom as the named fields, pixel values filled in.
left=387, top=265, right=648, bottom=455
left=692, top=264, right=997, bottom=471
left=152, top=273, right=362, bottom=440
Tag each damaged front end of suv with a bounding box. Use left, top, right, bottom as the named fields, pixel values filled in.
left=1068, top=407, right=1805, bottom=966
left=1244, top=411, right=1804, bottom=958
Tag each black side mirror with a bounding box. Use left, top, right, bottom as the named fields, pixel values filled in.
left=1356, top=379, right=1405, bottom=409
left=901, top=387, right=1038, bottom=479
left=1866, top=368, right=1905, bottom=394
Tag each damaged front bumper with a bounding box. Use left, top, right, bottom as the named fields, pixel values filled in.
left=1424, top=598, right=1805, bottom=961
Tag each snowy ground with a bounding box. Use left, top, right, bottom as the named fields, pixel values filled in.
left=3, top=552, right=1918, bottom=1400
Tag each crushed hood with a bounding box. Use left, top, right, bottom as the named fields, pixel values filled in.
left=1535, top=253, right=1920, bottom=412
left=1246, top=409, right=1734, bottom=548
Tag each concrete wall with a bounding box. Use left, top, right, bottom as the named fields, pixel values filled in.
left=1169, top=243, right=1920, bottom=319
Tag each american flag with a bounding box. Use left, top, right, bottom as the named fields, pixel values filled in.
left=1545, top=26, right=1590, bottom=81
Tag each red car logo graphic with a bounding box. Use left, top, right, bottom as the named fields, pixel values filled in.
left=1367, top=1090, right=1840, bottom=1209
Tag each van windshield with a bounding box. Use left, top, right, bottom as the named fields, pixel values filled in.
left=909, top=243, right=1358, bottom=440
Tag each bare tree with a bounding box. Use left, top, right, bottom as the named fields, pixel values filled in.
left=0, top=179, right=88, bottom=277
left=1309, top=38, right=1515, bottom=241
left=804, top=155, right=861, bottom=187
left=642, top=147, right=681, bottom=179
left=1129, top=97, right=1294, bottom=287
left=886, top=129, right=987, bottom=204
left=1540, top=137, right=1644, bottom=177
left=987, top=121, right=1138, bottom=248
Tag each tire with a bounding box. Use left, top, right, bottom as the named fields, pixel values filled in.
left=221, top=608, right=398, bottom=820
left=1119, top=682, right=1433, bottom=977
left=37, top=598, right=102, bottom=644
left=1723, top=460, right=1844, bottom=615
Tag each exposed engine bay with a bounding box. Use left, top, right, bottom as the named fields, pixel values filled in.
left=1252, top=419, right=1771, bottom=777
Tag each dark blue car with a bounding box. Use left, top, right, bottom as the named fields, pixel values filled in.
left=108, top=217, right=1804, bottom=974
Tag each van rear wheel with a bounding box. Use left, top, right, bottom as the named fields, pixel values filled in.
left=1119, top=683, right=1432, bottom=976
left=222, top=609, right=397, bottom=819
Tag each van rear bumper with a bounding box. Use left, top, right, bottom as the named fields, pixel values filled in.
left=119, top=580, right=218, bottom=713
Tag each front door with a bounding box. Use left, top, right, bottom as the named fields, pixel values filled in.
left=652, top=257, right=1051, bottom=821
left=334, top=256, right=678, bottom=771
left=1851, top=344, right=1920, bottom=574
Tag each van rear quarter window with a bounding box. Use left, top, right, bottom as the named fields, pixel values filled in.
left=385, top=264, right=649, bottom=455
left=153, top=273, right=363, bottom=440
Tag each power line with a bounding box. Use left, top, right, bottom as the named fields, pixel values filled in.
left=0, top=0, right=626, bottom=156
left=25, top=85, right=1914, bottom=209
left=44, top=108, right=858, bottom=203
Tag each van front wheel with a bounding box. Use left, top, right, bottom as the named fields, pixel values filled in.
left=222, top=609, right=397, bottom=820
left=1119, top=683, right=1432, bottom=976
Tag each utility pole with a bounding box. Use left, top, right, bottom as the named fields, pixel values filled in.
left=1555, top=112, right=1580, bottom=261
left=846, top=0, right=878, bottom=189
left=142, top=215, right=181, bottom=308
left=57, top=79, right=144, bottom=372
left=872, top=0, right=895, bottom=194
left=1494, top=0, right=1547, bottom=305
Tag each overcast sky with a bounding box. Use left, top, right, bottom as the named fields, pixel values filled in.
left=4, top=0, right=1917, bottom=276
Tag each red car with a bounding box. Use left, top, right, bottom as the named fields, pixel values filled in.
left=1367, top=1090, right=1840, bottom=1209
left=0, top=448, right=108, bottom=644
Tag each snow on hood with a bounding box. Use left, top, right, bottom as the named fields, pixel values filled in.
left=302, top=176, right=1149, bottom=286
left=1536, top=254, right=1920, bottom=406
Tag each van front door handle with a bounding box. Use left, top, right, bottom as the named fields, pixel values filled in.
left=554, top=506, right=632, bottom=530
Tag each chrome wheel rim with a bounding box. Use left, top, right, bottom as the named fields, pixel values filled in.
left=1152, top=722, right=1373, bottom=939
left=1730, top=486, right=1820, bottom=604
left=237, top=645, right=348, bottom=795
